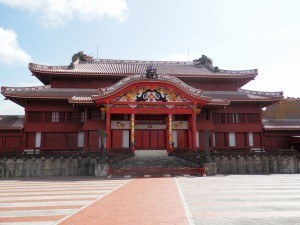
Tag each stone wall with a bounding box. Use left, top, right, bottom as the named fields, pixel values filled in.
left=213, top=155, right=300, bottom=174
left=0, top=157, right=99, bottom=178
left=1, top=155, right=299, bottom=178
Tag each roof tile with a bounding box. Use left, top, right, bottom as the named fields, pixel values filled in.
left=263, top=119, right=300, bottom=130
left=0, top=115, right=24, bottom=130
left=29, top=59, right=258, bottom=78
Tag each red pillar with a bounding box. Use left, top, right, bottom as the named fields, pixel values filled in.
left=260, top=132, right=264, bottom=151
left=84, top=131, right=89, bottom=152
left=187, top=115, right=192, bottom=149
left=192, top=112, right=197, bottom=151
left=106, top=111, right=111, bottom=151
left=165, top=125, right=169, bottom=151
left=130, top=113, right=135, bottom=152
left=167, top=114, right=173, bottom=153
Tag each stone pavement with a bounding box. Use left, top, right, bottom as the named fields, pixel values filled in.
left=177, top=174, right=300, bottom=225
left=1, top=175, right=300, bottom=225
left=0, top=178, right=128, bottom=224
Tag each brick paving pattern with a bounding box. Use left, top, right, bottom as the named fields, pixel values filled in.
left=58, top=178, right=188, bottom=225
left=177, top=175, right=300, bottom=225
left=0, top=178, right=128, bottom=225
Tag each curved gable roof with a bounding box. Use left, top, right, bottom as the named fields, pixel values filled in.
left=92, top=74, right=211, bottom=107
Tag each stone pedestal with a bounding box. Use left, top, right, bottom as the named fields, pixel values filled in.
left=204, top=162, right=217, bottom=176
left=95, top=163, right=109, bottom=177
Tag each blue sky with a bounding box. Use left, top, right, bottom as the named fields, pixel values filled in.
left=1, top=0, right=300, bottom=114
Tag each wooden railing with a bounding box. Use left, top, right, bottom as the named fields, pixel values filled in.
left=108, top=167, right=206, bottom=177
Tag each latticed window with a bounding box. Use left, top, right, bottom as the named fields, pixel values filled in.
left=27, top=111, right=43, bottom=122
left=227, top=113, right=245, bottom=124
left=212, top=113, right=225, bottom=124
left=52, top=112, right=59, bottom=122
left=247, top=113, right=260, bottom=123
left=80, top=112, right=85, bottom=123
left=135, top=114, right=166, bottom=124
left=68, top=112, right=83, bottom=123
left=88, top=109, right=101, bottom=120
left=197, top=110, right=210, bottom=121
left=45, top=112, right=65, bottom=123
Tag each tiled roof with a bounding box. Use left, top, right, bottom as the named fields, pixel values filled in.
left=203, top=89, right=283, bottom=101
left=1, top=86, right=97, bottom=104
left=1, top=85, right=282, bottom=105
left=29, top=59, right=258, bottom=78
left=263, top=119, right=300, bottom=130
left=0, top=115, right=24, bottom=130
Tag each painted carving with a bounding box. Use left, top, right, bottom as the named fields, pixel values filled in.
left=117, top=86, right=188, bottom=103
left=136, top=89, right=167, bottom=102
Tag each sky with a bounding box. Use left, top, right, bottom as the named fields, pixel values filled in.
left=0, top=0, right=300, bottom=115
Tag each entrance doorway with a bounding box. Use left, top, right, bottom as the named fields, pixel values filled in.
left=135, top=130, right=166, bottom=149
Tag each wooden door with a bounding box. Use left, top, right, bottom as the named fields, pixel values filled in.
left=135, top=130, right=142, bottom=148
left=177, top=130, right=188, bottom=148
left=157, top=130, right=166, bottom=148
left=135, top=130, right=166, bottom=149
left=150, top=130, right=158, bottom=148
left=142, top=130, right=150, bottom=148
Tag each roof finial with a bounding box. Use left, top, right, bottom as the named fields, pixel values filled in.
left=145, top=65, right=158, bottom=79
left=68, top=51, right=93, bottom=69
left=193, top=55, right=213, bottom=65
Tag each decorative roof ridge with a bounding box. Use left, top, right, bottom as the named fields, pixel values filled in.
left=218, top=68, right=257, bottom=75
left=1, top=85, right=50, bottom=94
left=28, top=53, right=258, bottom=76
left=91, top=58, right=194, bottom=65
left=29, top=62, right=68, bottom=71
left=95, top=74, right=210, bottom=100
left=239, top=88, right=284, bottom=98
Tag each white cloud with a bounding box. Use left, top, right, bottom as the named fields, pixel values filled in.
left=0, top=0, right=128, bottom=27
left=0, top=96, right=24, bottom=115
left=0, top=27, right=32, bottom=65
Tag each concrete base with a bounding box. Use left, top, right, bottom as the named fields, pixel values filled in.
left=134, top=150, right=168, bottom=157
left=204, top=163, right=217, bottom=176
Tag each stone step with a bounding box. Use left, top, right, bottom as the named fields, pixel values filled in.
left=134, top=150, right=168, bottom=157
left=111, top=155, right=199, bottom=169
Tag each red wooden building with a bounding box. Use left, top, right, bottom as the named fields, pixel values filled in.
left=1, top=53, right=284, bottom=154
left=263, top=98, right=300, bottom=151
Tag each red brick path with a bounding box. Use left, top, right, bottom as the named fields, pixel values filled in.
left=59, top=178, right=188, bottom=225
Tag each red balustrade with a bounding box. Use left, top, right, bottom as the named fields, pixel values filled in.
left=108, top=167, right=206, bottom=177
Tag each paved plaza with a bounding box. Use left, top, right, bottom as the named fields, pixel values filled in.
left=0, top=175, right=300, bottom=225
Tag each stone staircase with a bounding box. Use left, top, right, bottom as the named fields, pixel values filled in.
left=108, top=150, right=206, bottom=177
left=110, top=155, right=199, bottom=169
